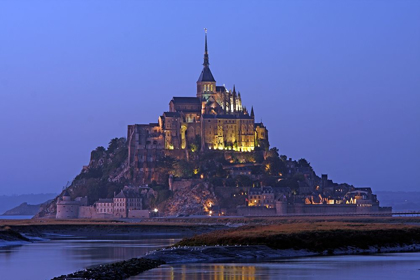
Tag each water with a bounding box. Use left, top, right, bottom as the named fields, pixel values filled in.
left=0, top=235, right=180, bottom=280
left=135, top=253, right=420, bottom=280
left=2, top=235, right=420, bottom=280
left=0, top=215, right=34, bottom=220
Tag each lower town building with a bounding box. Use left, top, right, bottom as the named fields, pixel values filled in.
left=56, top=186, right=149, bottom=219
left=56, top=191, right=88, bottom=219
left=238, top=186, right=392, bottom=216
left=247, top=187, right=275, bottom=208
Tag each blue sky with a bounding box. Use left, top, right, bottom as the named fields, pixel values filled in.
left=0, top=0, right=419, bottom=194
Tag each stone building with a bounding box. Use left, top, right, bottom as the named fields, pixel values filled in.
left=95, top=198, right=113, bottom=215
left=248, top=186, right=275, bottom=208
left=127, top=31, right=269, bottom=183
left=56, top=191, right=87, bottom=219
left=113, top=188, right=143, bottom=218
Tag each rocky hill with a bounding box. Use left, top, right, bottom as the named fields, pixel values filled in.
left=35, top=137, right=131, bottom=218
left=162, top=181, right=218, bottom=216
left=0, top=193, right=57, bottom=215
left=34, top=133, right=369, bottom=219
left=2, top=202, right=42, bottom=216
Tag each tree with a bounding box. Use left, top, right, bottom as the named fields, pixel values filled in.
left=172, top=160, right=194, bottom=178
left=107, top=138, right=120, bottom=153
left=298, top=158, right=310, bottom=167
left=91, top=146, right=106, bottom=161
left=267, top=147, right=279, bottom=158
left=189, top=135, right=201, bottom=153
left=235, top=175, right=253, bottom=187
left=262, top=156, right=286, bottom=176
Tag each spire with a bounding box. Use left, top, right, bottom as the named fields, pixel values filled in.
left=251, top=106, right=254, bottom=118
left=233, top=85, right=236, bottom=94
left=203, top=28, right=209, bottom=67
left=197, top=28, right=215, bottom=83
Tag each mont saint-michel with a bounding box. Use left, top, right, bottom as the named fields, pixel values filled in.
left=33, top=32, right=391, bottom=220
left=1, top=1, right=419, bottom=278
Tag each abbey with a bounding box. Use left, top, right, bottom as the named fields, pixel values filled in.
left=127, top=32, right=269, bottom=182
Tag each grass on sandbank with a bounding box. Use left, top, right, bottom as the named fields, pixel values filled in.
left=175, top=222, right=420, bottom=253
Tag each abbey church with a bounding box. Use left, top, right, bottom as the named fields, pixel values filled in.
left=127, top=32, right=269, bottom=182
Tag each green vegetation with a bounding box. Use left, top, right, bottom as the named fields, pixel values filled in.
left=188, top=135, right=201, bottom=153
left=155, top=144, right=315, bottom=194
left=70, top=137, right=129, bottom=204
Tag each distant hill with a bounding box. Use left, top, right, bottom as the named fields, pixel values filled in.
left=2, top=202, right=42, bottom=216
left=376, top=191, right=420, bottom=212
left=0, top=193, right=57, bottom=214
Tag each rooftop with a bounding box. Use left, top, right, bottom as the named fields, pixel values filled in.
left=172, top=97, right=201, bottom=104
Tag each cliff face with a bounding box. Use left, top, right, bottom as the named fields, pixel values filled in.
left=161, top=181, right=218, bottom=216
left=35, top=138, right=131, bottom=218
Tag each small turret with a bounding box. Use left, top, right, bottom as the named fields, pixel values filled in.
left=232, top=85, right=237, bottom=113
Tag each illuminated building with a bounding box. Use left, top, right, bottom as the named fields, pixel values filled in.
left=127, top=31, right=269, bottom=183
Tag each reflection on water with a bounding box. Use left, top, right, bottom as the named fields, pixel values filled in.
left=0, top=236, right=180, bottom=280
left=136, top=253, right=420, bottom=280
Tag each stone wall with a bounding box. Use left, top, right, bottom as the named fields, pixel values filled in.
left=171, top=179, right=202, bottom=192
left=237, top=206, right=276, bottom=216
left=128, top=210, right=150, bottom=218
left=56, top=203, right=79, bottom=219
left=78, top=206, right=96, bottom=219
left=288, top=204, right=358, bottom=215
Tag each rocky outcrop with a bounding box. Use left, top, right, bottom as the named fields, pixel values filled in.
left=52, top=258, right=165, bottom=280
left=145, top=245, right=316, bottom=264
left=0, top=227, right=31, bottom=247
left=162, top=181, right=218, bottom=216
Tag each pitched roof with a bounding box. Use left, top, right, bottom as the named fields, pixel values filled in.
left=197, top=66, right=215, bottom=82
left=163, top=112, right=180, bottom=118
left=216, top=86, right=226, bottom=92
left=172, top=97, right=201, bottom=104
left=97, top=198, right=113, bottom=203
left=115, top=191, right=126, bottom=198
